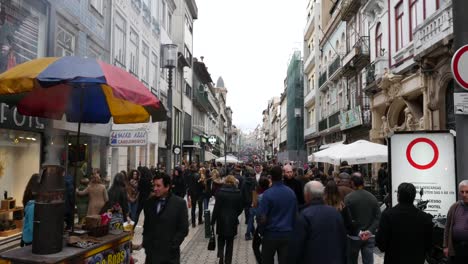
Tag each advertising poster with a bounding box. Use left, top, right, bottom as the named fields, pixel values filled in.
left=390, top=132, right=457, bottom=218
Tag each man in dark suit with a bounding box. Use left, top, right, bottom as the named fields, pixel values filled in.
left=376, top=182, right=433, bottom=264
left=143, top=172, right=189, bottom=264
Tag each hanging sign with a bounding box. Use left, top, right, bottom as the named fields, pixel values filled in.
left=390, top=132, right=456, bottom=218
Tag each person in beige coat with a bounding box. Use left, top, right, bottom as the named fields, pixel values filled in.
left=76, top=173, right=108, bottom=215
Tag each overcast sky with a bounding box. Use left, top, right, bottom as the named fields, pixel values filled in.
left=193, top=0, right=306, bottom=133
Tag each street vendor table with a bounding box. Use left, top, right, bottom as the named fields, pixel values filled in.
left=0, top=232, right=132, bottom=264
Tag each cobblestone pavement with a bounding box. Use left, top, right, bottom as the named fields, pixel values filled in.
left=131, top=198, right=385, bottom=264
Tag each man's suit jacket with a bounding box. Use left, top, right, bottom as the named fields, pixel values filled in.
left=376, top=203, right=433, bottom=264
left=143, top=194, right=189, bottom=264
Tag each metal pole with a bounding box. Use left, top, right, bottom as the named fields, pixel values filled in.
left=224, top=131, right=227, bottom=174
left=166, top=68, right=173, bottom=176
left=453, top=1, right=468, bottom=184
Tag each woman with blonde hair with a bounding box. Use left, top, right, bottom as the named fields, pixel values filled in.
left=323, top=180, right=344, bottom=211
left=211, top=175, right=244, bottom=264
left=211, top=169, right=223, bottom=196
left=76, top=172, right=108, bottom=215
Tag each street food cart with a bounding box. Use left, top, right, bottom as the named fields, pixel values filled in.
left=0, top=232, right=132, bottom=264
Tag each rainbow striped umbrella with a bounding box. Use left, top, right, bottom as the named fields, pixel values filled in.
left=0, top=56, right=166, bottom=124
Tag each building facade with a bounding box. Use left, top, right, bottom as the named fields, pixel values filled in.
left=364, top=0, right=454, bottom=144
left=303, top=0, right=320, bottom=156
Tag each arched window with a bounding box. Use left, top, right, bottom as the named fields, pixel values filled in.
left=375, top=22, right=383, bottom=57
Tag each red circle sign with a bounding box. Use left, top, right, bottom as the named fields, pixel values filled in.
left=406, top=138, right=439, bottom=170
left=452, top=45, right=468, bottom=90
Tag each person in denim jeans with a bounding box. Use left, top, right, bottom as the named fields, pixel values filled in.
left=344, top=175, right=381, bottom=264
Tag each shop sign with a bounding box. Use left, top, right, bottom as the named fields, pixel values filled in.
left=0, top=103, right=46, bottom=131
left=208, top=136, right=217, bottom=144
left=390, top=132, right=456, bottom=218
left=85, top=239, right=131, bottom=264
left=110, top=130, right=147, bottom=146
left=339, top=106, right=362, bottom=130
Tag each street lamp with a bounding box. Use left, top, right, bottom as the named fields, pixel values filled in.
left=295, top=107, right=302, bottom=164
left=162, top=44, right=177, bottom=175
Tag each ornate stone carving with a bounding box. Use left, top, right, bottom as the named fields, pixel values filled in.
left=393, top=107, right=419, bottom=131
left=380, top=116, right=393, bottom=138
left=379, top=72, right=403, bottom=104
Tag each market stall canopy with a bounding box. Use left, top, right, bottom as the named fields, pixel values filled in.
left=216, top=154, right=242, bottom=164
left=328, top=140, right=388, bottom=165
left=308, top=142, right=345, bottom=163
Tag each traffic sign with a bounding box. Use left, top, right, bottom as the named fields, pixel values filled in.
left=451, top=45, right=468, bottom=90
left=390, top=132, right=456, bottom=218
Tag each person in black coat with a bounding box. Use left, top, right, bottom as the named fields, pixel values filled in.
left=289, top=181, right=347, bottom=264
left=103, top=172, right=131, bottom=221
left=187, top=164, right=204, bottom=227
left=283, top=165, right=304, bottom=205
left=172, top=166, right=186, bottom=198
left=143, top=172, right=189, bottom=264
left=211, top=175, right=244, bottom=264
left=376, top=182, right=433, bottom=264
left=133, top=166, right=153, bottom=228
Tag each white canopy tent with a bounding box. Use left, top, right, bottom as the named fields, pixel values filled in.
left=308, top=142, right=345, bottom=163
left=216, top=154, right=242, bottom=164
left=327, top=140, right=388, bottom=165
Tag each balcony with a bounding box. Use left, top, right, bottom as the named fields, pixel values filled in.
left=318, top=70, right=327, bottom=88
left=304, top=49, right=315, bottom=74
left=329, top=111, right=341, bottom=128
left=192, top=88, right=212, bottom=113
left=328, top=56, right=342, bottom=81
left=318, top=118, right=328, bottom=131
left=413, top=1, right=453, bottom=58
left=342, top=36, right=370, bottom=77
left=341, top=0, right=362, bottom=22
left=304, top=12, right=315, bottom=40
left=304, top=88, right=316, bottom=107
left=304, top=125, right=317, bottom=136
left=364, top=56, right=389, bottom=94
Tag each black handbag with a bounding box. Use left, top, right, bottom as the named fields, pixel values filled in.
left=207, top=226, right=216, bottom=251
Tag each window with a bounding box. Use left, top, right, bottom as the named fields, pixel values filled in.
left=141, top=42, right=149, bottom=85
left=185, top=83, right=192, bottom=98
left=349, top=80, right=357, bottom=109
left=347, top=18, right=357, bottom=51
left=409, top=0, right=419, bottom=40
left=395, top=1, right=405, bottom=51
left=87, top=46, right=101, bottom=60
left=56, top=26, right=75, bottom=56
left=90, top=0, right=103, bottom=15
left=129, top=29, right=139, bottom=76
left=150, top=52, right=158, bottom=90
left=151, top=0, right=158, bottom=19
left=161, top=1, right=167, bottom=29
left=113, top=12, right=126, bottom=67
left=375, top=23, right=382, bottom=57
left=167, top=12, right=172, bottom=35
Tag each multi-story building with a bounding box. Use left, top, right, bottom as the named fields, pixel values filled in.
left=192, top=57, right=218, bottom=162
left=303, top=0, right=320, bottom=156
left=261, top=97, right=280, bottom=160
left=109, top=0, right=162, bottom=175
left=364, top=0, right=455, bottom=143
left=172, top=0, right=197, bottom=165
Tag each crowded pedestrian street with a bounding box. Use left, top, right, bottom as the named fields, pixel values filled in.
left=131, top=199, right=386, bottom=264
left=0, top=0, right=467, bottom=264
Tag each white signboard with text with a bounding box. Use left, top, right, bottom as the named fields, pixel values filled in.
left=390, top=132, right=456, bottom=218
left=110, top=130, right=147, bottom=146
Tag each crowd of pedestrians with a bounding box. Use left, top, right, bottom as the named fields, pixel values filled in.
left=61, top=160, right=468, bottom=264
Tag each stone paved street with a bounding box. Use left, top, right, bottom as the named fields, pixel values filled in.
left=130, top=198, right=385, bottom=264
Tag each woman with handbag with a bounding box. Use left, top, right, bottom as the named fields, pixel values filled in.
left=210, top=175, right=244, bottom=264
